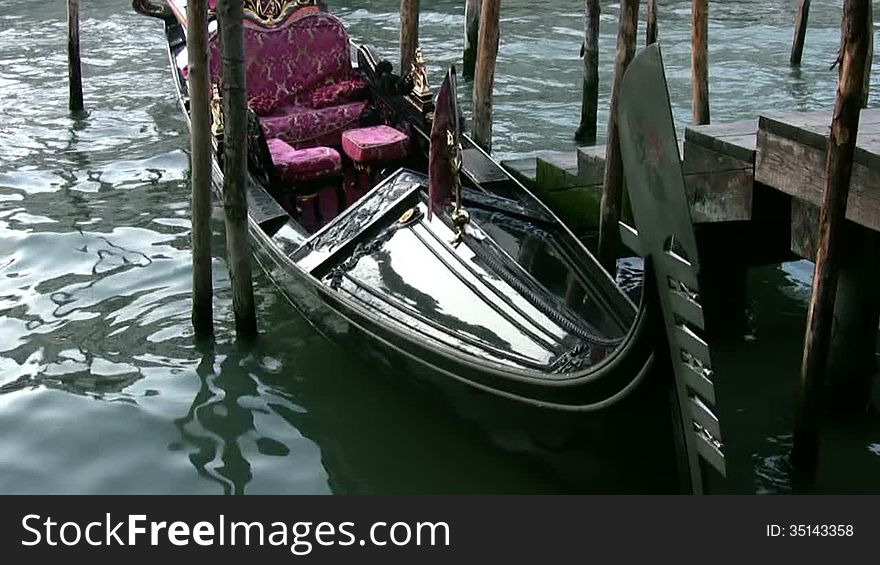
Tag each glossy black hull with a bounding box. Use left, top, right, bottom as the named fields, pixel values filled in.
left=150, top=6, right=667, bottom=416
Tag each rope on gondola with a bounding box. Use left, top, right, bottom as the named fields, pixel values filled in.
left=462, top=226, right=624, bottom=349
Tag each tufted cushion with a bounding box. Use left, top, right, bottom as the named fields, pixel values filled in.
left=260, top=100, right=367, bottom=148
left=209, top=13, right=358, bottom=116
left=310, top=78, right=370, bottom=109
left=266, top=138, right=342, bottom=184
left=341, top=125, right=410, bottom=163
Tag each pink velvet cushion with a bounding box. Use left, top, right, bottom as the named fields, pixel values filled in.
left=261, top=100, right=367, bottom=148
left=310, top=78, right=370, bottom=109
left=209, top=13, right=355, bottom=115
left=341, top=125, right=410, bottom=163
left=267, top=138, right=342, bottom=183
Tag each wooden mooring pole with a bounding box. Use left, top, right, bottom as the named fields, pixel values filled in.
left=863, top=2, right=873, bottom=107
left=188, top=0, right=214, bottom=335
left=597, top=0, right=639, bottom=274
left=472, top=0, right=501, bottom=152
left=400, top=0, right=420, bottom=76
left=790, top=0, right=811, bottom=66
left=792, top=0, right=870, bottom=475
left=691, top=0, right=709, bottom=125
left=463, top=0, right=482, bottom=79
left=217, top=0, right=257, bottom=337
left=575, top=0, right=600, bottom=144
left=67, top=0, right=84, bottom=113
left=646, top=0, right=658, bottom=46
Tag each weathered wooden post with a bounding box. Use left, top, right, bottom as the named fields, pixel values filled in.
left=463, top=0, right=482, bottom=79
left=188, top=0, right=214, bottom=335
left=67, top=0, right=84, bottom=112
left=691, top=0, right=710, bottom=125
left=575, top=0, right=600, bottom=144
left=597, top=0, right=639, bottom=273
left=792, top=0, right=870, bottom=474
left=400, top=0, right=420, bottom=76
left=646, top=0, right=658, bottom=45
left=217, top=0, right=257, bottom=337
left=790, top=0, right=811, bottom=66
left=472, top=0, right=501, bottom=152
left=863, top=2, right=873, bottom=107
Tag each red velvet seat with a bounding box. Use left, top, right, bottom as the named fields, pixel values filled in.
left=209, top=13, right=368, bottom=149
left=341, top=125, right=410, bottom=164
left=266, top=138, right=342, bottom=184
left=261, top=101, right=368, bottom=148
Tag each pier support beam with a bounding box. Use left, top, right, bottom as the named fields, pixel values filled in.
left=597, top=0, right=639, bottom=273
left=463, top=0, right=482, bottom=79
left=646, top=0, right=658, bottom=46
left=575, top=0, right=600, bottom=144
left=217, top=0, right=258, bottom=338
left=67, top=0, right=84, bottom=113
left=188, top=0, right=214, bottom=335
left=691, top=0, right=710, bottom=125
left=792, top=0, right=870, bottom=476
left=790, top=0, right=811, bottom=67
left=400, top=0, right=420, bottom=77
left=826, top=227, right=880, bottom=410
left=472, top=0, right=501, bottom=152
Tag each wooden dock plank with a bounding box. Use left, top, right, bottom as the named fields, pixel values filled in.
left=503, top=107, right=880, bottom=245
left=683, top=120, right=756, bottom=222
left=756, top=123, right=880, bottom=233
left=684, top=118, right=758, bottom=163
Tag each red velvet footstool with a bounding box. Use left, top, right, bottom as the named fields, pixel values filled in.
left=341, top=125, right=410, bottom=164
left=340, top=125, right=410, bottom=199
left=266, top=138, right=342, bottom=184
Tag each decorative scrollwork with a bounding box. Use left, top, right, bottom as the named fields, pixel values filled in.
left=405, top=47, right=434, bottom=119
left=210, top=84, right=225, bottom=138
left=236, top=0, right=323, bottom=26
left=446, top=128, right=469, bottom=246
left=131, top=0, right=173, bottom=19
left=408, top=47, right=431, bottom=99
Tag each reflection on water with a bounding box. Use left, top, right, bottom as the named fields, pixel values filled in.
left=0, top=0, right=878, bottom=494
left=173, top=344, right=330, bottom=495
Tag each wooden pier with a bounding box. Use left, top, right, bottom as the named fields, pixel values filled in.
left=503, top=107, right=880, bottom=263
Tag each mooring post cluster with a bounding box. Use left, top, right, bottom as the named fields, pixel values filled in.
left=182, top=0, right=257, bottom=338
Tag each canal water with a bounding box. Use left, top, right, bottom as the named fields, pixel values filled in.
left=0, top=0, right=878, bottom=494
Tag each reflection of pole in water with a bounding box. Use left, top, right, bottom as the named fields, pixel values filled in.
left=175, top=346, right=257, bottom=494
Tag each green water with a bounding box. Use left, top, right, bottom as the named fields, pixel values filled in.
left=0, top=0, right=878, bottom=494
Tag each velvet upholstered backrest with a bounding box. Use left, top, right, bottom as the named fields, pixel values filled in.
left=208, top=12, right=355, bottom=115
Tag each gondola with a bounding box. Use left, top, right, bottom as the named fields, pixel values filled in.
left=133, top=0, right=657, bottom=413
